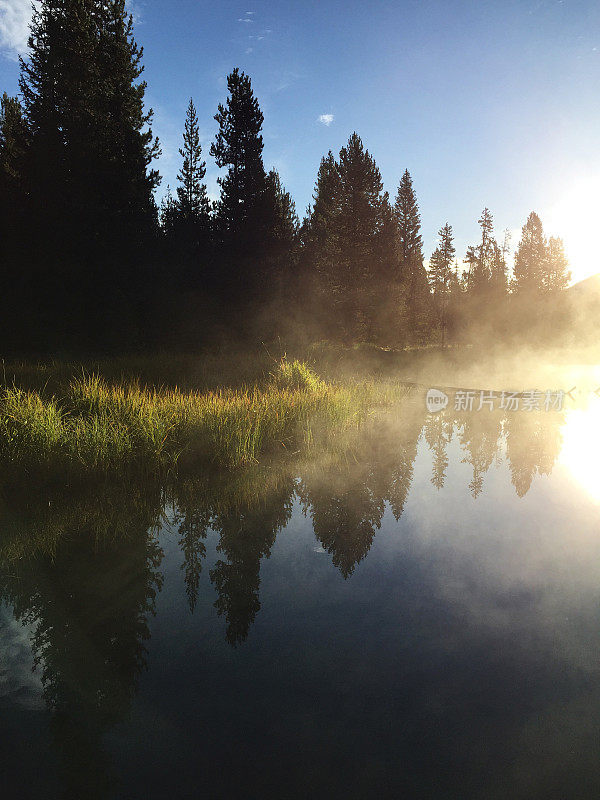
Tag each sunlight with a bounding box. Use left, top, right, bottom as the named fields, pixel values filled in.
left=545, top=174, right=600, bottom=285
left=559, top=396, right=600, bottom=503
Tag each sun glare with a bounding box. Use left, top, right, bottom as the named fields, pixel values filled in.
left=545, top=175, right=600, bottom=285
left=559, top=396, right=600, bottom=503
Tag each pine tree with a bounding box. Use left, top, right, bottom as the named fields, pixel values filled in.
left=265, top=169, right=299, bottom=248
left=335, top=132, right=390, bottom=340
left=210, top=68, right=269, bottom=302
left=0, top=93, right=28, bottom=188
left=94, top=0, right=161, bottom=240
left=512, top=212, right=547, bottom=294
left=0, top=92, right=28, bottom=247
left=301, top=137, right=398, bottom=342
left=176, top=98, right=208, bottom=223
left=376, top=191, right=400, bottom=286
left=18, top=0, right=161, bottom=349
left=21, top=0, right=160, bottom=240
left=298, top=152, right=341, bottom=334
left=373, top=191, right=401, bottom=345
left=19, top=0, right=97, bottom=242
left=428, top=224, right=456, bottom=294
left=167, top=98, right=211, bottom=291
left=159, top=186, right=178, bottom=236
left=263, top=168, right=299, bottom=294
left=303, top=151, right=341, bottom=291
left=17, top=0, right=100, bottom=347
left=394, top=169, right=428, bottom=341
left=395, top=169, right=423, bottom=273
left=544, top=236, right=570, bottom=292
left=428, top=223, right=456, bottom=346
left=463, top=246, right=477, bottom=284
left=495, top=228, right=511, bottom=294
left=468, top=208, right=494, bottom=293
left=0, top=93, right=29, bottom=348
left=210, top=68, right=266, bottom=245
left=489, top=239, right=508, bottom=294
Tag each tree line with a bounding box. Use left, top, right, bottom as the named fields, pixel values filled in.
left=0, top=0, right=573, bottom=355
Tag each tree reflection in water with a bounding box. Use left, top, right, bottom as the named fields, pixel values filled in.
left=0, top=395, right=568, bottom=797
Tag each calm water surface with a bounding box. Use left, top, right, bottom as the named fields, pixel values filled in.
left=2, top=386, right=600, bottom=799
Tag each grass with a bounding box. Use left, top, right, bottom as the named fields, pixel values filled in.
left=0, top=358, right=412, bottom=476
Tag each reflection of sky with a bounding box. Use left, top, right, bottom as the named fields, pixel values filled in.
left=559, top=395, right=600, bottom=504
left=0, top=603, right=43, bottom=710
left=112, top=408, right=600, bottom=798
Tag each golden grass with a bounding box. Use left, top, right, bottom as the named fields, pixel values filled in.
left=0, top=359, right=411, bottom=474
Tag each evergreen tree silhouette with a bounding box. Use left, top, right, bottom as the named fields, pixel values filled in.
left=170, top=98, right=211, bottom=290
left=176, top=98, right=209, bottom=222
left=544, top=236, right=571, bottom=292
left=261, top=168, right=300, bottom=318
left=512, top=212, right=547, bottom=294
left=300, top=151, right=342, bottom=333
left=394, top=169, right=429, bottom=342
left=470, top=208, right=495, bottom=292
left=334, top=132, right=391, bottom=341
left=428, top=223, right=456, bottom=345
left=210, top=68, right=268, bottom=304
left=18, top=0, right=160, bottom=352
left=0, top=93, right=29, bottom=350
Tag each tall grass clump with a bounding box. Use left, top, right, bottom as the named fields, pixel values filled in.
left=0, top=359, right=412, bottom=476
left=270, top=357, right=325, bottom=392
left=0, top=388, right=65, bottom=465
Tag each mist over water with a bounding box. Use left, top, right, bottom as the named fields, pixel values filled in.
left=1, top=366, right=600, bottom=798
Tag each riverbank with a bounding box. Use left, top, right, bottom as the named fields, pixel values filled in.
left=0, top=357, right=412, bottom=475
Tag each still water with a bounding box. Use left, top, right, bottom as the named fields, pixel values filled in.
left=2, top=387, right=600, bottom=799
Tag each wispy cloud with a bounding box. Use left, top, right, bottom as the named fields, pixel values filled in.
left=0, top=0, right=36, bottom=59
left=318, top=113, right=334, bottom=126
left=271, top=69, right=302, bottom=93
left=237, top=11, right=273, bottom=56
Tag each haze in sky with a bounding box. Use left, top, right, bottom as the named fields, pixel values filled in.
left=1, top=0, right=599, bottom=282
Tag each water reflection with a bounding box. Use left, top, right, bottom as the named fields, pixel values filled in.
left=299, top=402, right=425, bottom=577
left=1, top=481, right=164, bottom=798
left=0, top=397, right=571, bottom=644
left=209, top=476, right=295, bottom=645
left=559, top=395, right=600, bottom=503
left=0, top=391, right=593, bottom=798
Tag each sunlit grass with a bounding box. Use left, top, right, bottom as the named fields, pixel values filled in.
left=0, top=359, right=411, bottom=475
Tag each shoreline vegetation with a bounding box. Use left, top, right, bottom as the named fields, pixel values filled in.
left=1, top=341, right=596, bottom=480
left=0, top=346, right=575, bottom=572
left=0, top=354, right=413, bottom=476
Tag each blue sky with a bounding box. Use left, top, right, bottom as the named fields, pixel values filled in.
left=2, top=0, right=600, bottom=280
